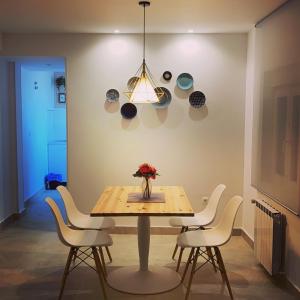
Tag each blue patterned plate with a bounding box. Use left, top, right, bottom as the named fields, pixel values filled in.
left=176, top=73, right=193, bottom=90
left=121, top=103, right=137, bottom=119
left=106, top=89, right=119, bottom=102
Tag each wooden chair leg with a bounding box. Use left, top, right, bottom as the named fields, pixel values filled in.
left=181, top=247, right=195, bottom=283
left=92, top=247, right=107, bottom=300
left=98, top=247, right=107, bottom=277
left=214, top=247, right=234, bottom=300
left=72, top=248, right=78, bottom=264
left=172, top=244, right=179, bottom=260
left=172, top=226, right=185, bottom=259
left=176, top=247, right=185, bottom=272
left=59, top=247, right=75, bottom=300
left=206, top=247, right=217, bottom=272
left=105, top=246, right=112, bottom=263
left=185, top=247, right=200, bottom=300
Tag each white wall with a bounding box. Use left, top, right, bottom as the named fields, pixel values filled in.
left=0, top=33, right=247, bottom=227
left=243, top=0, right=300, bottom=291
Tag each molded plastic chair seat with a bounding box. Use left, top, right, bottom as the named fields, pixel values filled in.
left=169, top=213, right=212, bottom=228
left=169, top=184, right=226, bottom=228
left=169, top=184, right=226, bottom=261
left=57, top=186, right=115, bottom=230
left=178, top=195, right=243, bottom=249
left=177, top=227, right=230, bottom=248
left=57, top=186, right=115, bottom=263
left=68, top=213, right=115, bottom=230
left=63, top=227, right=113, bottom=248
left=45, top=197, right=111, bottom=300
left=177, top=195, right=243, bottom=300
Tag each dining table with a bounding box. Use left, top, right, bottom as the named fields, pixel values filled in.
left=90, top=185, right=194, bottom=295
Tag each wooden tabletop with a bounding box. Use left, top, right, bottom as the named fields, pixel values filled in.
left=90, top=186, right=194, bottom=217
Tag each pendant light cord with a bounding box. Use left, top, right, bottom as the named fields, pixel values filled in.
left=143, top=3, right=146, bottom=62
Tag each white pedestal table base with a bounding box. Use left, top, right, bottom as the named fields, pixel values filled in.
left=106, top=265, right=181, bottom=295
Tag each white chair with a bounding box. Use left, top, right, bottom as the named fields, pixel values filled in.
left=45, top=197, right=113, bottom=300
left=57, top=185, right=115, bottom=262
left=169, top=184, right=226, bottom=269
left=177, top=195, right=243, bottom=300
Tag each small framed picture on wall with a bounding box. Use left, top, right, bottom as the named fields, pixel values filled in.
left=58, top=92, right=66, bottom=103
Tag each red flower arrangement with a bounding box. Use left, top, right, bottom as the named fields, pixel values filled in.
left=133, top=163, right=159, bottom=199
left=133, top=163, right=159, bottom=180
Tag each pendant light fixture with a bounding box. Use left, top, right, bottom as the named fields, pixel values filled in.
left=125, top=1, right=164, bottom=104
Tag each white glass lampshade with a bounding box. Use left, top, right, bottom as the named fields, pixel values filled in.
left=129, top=73, right=159, bottom=104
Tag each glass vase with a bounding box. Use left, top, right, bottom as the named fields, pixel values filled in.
left=141, top=177, right=152, bottom=199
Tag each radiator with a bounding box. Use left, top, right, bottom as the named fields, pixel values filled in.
left=251, top=199, right=284, bottom=275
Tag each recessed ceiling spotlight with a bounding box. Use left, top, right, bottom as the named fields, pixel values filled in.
left=187, top=29, right=194, bottom=33
left=114, top=29, right=120, bottom=33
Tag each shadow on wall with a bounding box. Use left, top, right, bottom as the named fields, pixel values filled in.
left=121, top=117, right=140, bottom=130
left=174, top=85, right=194, bottom=99
left=189, top=105, right=208, bottom=121
left=104, top=101, right=120, bottom=113
left=156, top=108, right=168, bottom=123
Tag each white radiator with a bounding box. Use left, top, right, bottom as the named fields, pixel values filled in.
left=252, top=199, right=284, bottom=275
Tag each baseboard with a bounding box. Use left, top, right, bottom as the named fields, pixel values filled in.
left=109, top=226, right=244, bottom=236
left=109, top=226, right=181, bottom=235
left=24, top=187, right=44, bottom=204
left=0, top=210, right=25, bottom=230
left=241, top=228, right=254, bottom=249
left=0, top=188, right=43, bottom=230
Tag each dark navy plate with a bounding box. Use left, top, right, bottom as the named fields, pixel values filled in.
left=121, top=103, right=137, bottom=119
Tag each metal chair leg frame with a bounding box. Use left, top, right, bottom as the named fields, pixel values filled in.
left=185, top=247, right=200, bottom=300
left=206, top=246, right=217, bottom=272
left=214, top=246, right=234, bottom=300
left=72, top=248, right=78, bottom=264
left=92, top=247, right=108, bottom=300
left=105, top=246, right=112, bottom=263
left=59, top=247, right=76, bottom=300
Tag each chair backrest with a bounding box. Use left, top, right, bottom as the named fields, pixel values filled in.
left=45, top=197, right=73, bottom=247
left=201, top=184, right=226, bottom=223
left=56, top=185, right=84, bottom=226
left=214, top=195, right=243, bottom=245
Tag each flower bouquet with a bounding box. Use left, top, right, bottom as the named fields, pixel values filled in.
left=133, top=163, right=159, bottom=199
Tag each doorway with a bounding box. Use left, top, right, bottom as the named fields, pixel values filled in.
left=17, top=57, right=67, bottom=205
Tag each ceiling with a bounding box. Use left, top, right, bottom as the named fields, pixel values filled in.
left=0, top=0, right=286, bottom=34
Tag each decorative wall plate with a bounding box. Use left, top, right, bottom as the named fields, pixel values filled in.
left=176, top=73, right=193, bottom=90
left=127, top=77, right=140, bottom=90
left=163, top=71, right=172, bottom=81
left=106, top=89, right=119, bottom=102
left=189, top=91, right=206, bottom=108
left=121, top=103, right=137, bottom=119
left=153, top=87, right=172, bottom=109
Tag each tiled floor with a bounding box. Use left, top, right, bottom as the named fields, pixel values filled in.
left=0, top=190, right=299, bottom=299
